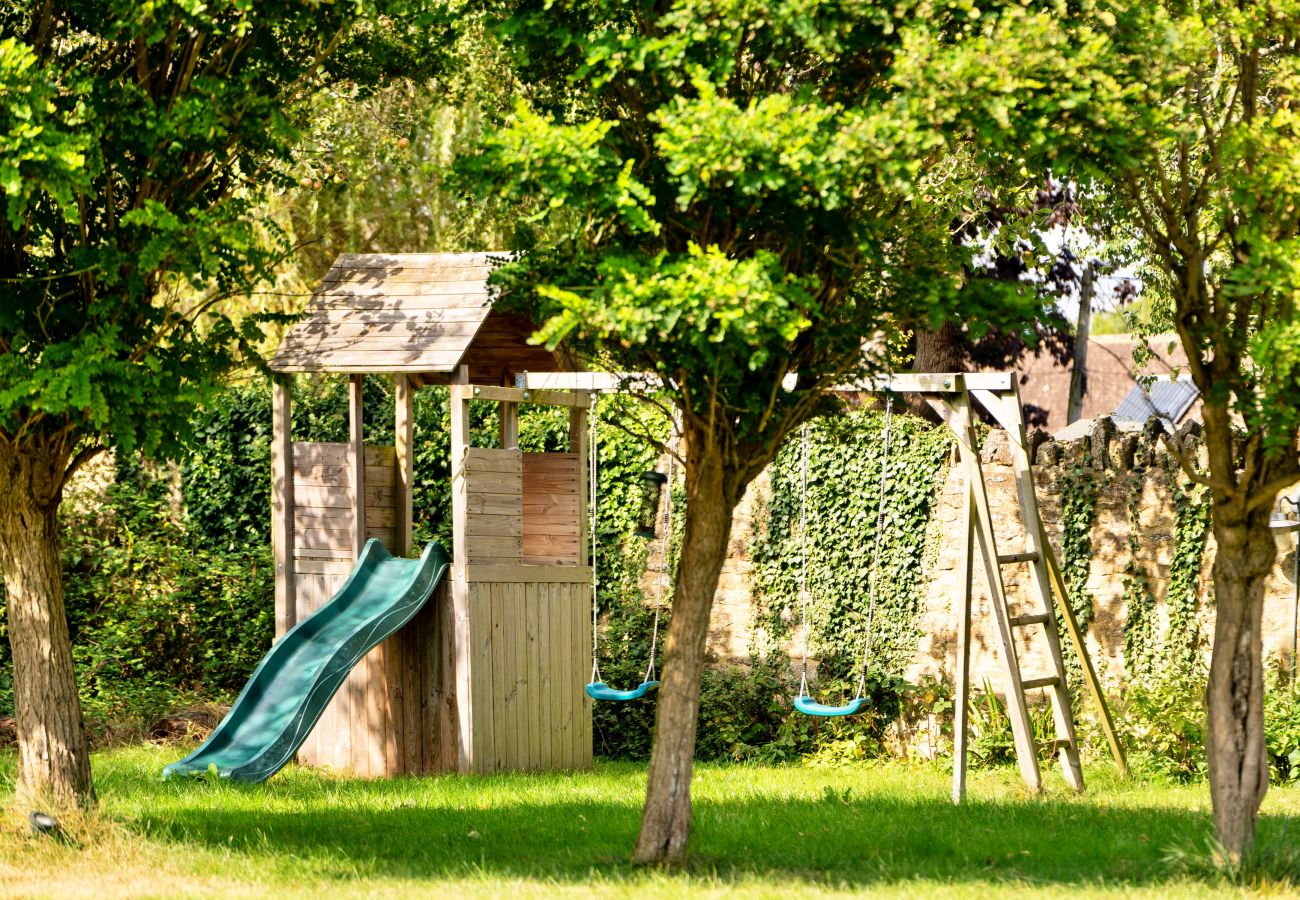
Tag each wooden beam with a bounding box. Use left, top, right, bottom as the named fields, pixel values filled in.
left=843, top=372, right=1016, bottom=393
left=465, top=564, right=593, bottom=584
left=272, top=377, right=295, bottom=638
left=449, top=365, right=473, bottom=770
left=469, top=384, right=591, bottom=408
left=349, top=374, right=366, bottom=559
left=515, top=370, right=1017, bottom=395
left=395, top=374, right=414, bottom=557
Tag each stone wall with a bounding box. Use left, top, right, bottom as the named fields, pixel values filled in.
left=704, top=420, right=1299, bottom=690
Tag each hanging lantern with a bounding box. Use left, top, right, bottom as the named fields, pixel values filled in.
left=634, top=471, right=668, bottom=539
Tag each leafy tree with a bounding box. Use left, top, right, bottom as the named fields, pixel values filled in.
left=0, top=0, right=451, bottom=809
left=465, top=0, right=1054, bottom=863
left=952, top=0, right=1300, bottom=860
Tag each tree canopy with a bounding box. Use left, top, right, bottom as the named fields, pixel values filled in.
left=0, top=0, right=454, bottom=808
left=461, top=0, right=1079, bottom=863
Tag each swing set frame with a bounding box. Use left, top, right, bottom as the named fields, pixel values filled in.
left=847, top=372, right=1127, bottom=801
left=520, top=369, right=1127, bottom=801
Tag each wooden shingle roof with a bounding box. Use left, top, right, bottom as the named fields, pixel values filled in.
left=269, top=252, right=562, bottom=380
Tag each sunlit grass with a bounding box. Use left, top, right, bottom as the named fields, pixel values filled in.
left=1, top=746, right=1297, bottom=898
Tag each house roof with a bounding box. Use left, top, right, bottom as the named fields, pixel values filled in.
left=1113, top=375, right=1200, bottom=424
left=269, top=252, right=562, bottom=382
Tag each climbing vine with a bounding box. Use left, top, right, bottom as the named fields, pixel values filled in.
left=1121, top=464, right=1161, bottom=680
left=1162, top=455, right=1212, bottom=673
left=751, top=407, right=952, bottom=681
left=1056, top=460, right=1098, bottom=683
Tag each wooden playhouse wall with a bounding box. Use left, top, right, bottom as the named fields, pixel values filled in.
left=453, top=444, right=593, bottom=772
left=276, top=437, right=593, bottom=776
left=286, top=440, right=457, bottom=775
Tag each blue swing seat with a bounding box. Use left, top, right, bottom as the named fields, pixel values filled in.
left=585, top=680, right=660, bottom=702
left=794, top=694, right=871, bottom=718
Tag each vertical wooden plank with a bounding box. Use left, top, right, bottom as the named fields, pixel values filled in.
left=416, top=594, right=438, bottom=774
left=472, top=582, right=498, bottom=772
left=491, top=582, right=508, bottom=771
left=349, top=374, right=367, bottom=559
left=571, top=405, right=590, bottom=565
left=577, top=581, right=593, bottom=768
left=361, top=645, right=387, bottom=777
left=526, top=583, right=543, bottom=770
left=272, top=378, right=295, bottom=638
left=513, top=581, right=531, bottom=770
left=499, top=400, right=519, bottom=449
left=395, top=375, right=415, bottom=557
left=449, top=366, right=473, bottom=771
left=545, top=583, right=562, bottom=769
left=557, top=582, right=574, bottom=769
left=536, top=583, right=553, bottom=771
left=293, top=575, right=316, bottom=764
left=385, top=632, right=405, bottom=776
left=402, top=607, right=423, bottom=775
left=434, top=578, right=459, bottom=772
left=502, top=582, right=521, bottom=771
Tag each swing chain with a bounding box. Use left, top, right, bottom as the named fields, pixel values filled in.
left=855, top=391, right=894, bottom=699
left=645, top=434, right=673, bottom=683
left=798, top=421, right=811, bottom=698
left=589, top=393, right=602, bottom=686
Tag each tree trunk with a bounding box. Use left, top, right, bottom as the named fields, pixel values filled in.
left=1066, top=263, right=1095, bottom=424
left=1205, top=504, right=1273, bottom=860
left=909, top=323, right=965, bottom=421
left=0, top=444, right=95, bottom=809
left=632, top=443, right=736, bottom=865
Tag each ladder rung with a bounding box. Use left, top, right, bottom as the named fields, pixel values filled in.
left=1039, top=738, right=1075, bottom=752
left=1021, top=676, right=1062, bottom=691
left=1009, top=612, right=1052, bottom=628
left=997, top=551, right=1040, bottom=564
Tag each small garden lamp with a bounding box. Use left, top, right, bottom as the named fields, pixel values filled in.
left=634, top=471, right=668, bottom=539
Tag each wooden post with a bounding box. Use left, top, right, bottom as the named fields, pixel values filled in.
left=449, top=365, right=473, bottom=770
left=499, top=400, right=519, bottom=450
left=570, top=401, right=589, bottom=566
left=952, top=447, right=975, bottom=803
left=349, top=374, right=366, bottom=559
left=271, top=376, right=295, bottom=638
left=395, top=375, right=415, bottom=557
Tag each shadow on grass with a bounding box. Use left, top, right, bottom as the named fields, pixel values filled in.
left=121, top=766, right=1298, bottom=890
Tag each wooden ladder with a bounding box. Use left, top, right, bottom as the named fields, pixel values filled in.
left=931, top=380, right=1125, bottom=803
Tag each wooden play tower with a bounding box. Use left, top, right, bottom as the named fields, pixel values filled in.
left=267, top=252, right=593, bottom=777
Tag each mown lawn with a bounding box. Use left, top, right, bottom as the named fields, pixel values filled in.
left=1, top=746, right=1297, bottom=898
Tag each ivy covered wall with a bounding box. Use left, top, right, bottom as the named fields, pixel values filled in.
left=750, top=407, right=952, bottom=680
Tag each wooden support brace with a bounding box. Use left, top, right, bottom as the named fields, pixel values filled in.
left=349, top=374, right=367, bottom=559
left=395, top=374, right=414, bottom=556
left=272, top=376, right=295, bottom=638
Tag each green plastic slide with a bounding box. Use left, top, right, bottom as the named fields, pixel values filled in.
left=162, top=539, right=450, bottom=783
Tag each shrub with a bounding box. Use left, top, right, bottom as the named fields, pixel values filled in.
left=58, top=458, right=275, bottom=741
left=1265, top=667, right=1300, bottom=785
left=1117, top=674, right=1208, bottom=782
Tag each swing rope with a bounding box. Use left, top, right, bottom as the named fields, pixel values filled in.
left=586, top=394, right=664, bottom=702
left=796, top=390, right=893, bottom=714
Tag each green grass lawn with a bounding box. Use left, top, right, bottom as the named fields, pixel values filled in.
left=1, top=746, right=1297, bottom=898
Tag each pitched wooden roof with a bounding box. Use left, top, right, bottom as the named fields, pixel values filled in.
left=269, top=252, right=561, bottom=379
